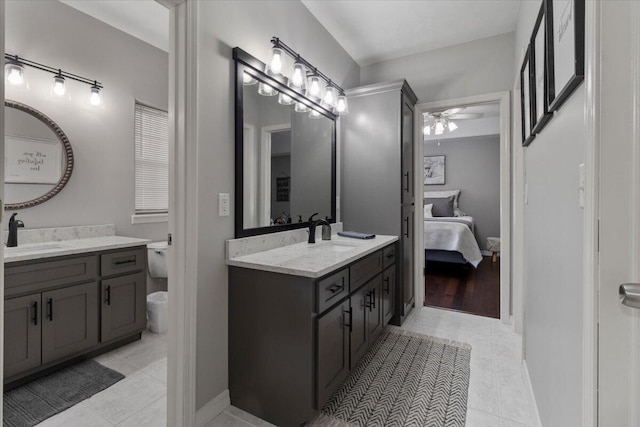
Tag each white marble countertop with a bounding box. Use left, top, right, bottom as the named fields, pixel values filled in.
left=4, top=236, right=151, bottom=263
left=226, top=234, right=398, bottom=278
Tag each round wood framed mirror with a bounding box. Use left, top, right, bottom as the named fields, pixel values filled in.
left=4, top=100, right=74, bottom=210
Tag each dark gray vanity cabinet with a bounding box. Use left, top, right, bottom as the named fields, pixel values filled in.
left=101, top=271, right=146, bottom=343
left=41, top=282, right=99, bottom=364
left=3, top=246, right=147, bottom=385
left=341, top=80, right=418, bottom=326
left=382, top=265, right=396, bottom=325
left=4, top=294, right=42, bottom=378
left=229, top=242, right=396, bottom=427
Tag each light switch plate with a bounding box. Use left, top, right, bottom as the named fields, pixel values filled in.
left=219, top=193, right=230, bottom=216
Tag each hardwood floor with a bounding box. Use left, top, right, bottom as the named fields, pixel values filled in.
left=424, top=256, right=500, bottom=318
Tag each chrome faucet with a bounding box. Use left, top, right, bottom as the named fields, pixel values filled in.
left=307, top=213, right=332, bottom=244
left=7, top=213, right=24, bottom=247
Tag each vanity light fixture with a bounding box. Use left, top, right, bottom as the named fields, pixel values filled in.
left=294, top=101, right=309, bottom=113
left=5, top=58, right=25, bottom=86
left=258, top=81, right=277, bottom=96
left=278, top=92, right=295, bottom=106
left=89, top=82, right=102, bottom=106
left=4, top=53, right=103, bottom=105
left=242, top=71, right=258, bottom=85
left=269, top=37, right=348, bottom=115
left=309, top=109, right=322, bottom=119
left=51, top=71, right=66, bottom=97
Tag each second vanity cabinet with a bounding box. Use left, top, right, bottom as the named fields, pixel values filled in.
left=4, top=246, right=147, bottom=385
left=229, top=241, right=397, bottom=427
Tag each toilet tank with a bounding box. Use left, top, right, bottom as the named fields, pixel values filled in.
left=147, top=241, right=168, bottom=279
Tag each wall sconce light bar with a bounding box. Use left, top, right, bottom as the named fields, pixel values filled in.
left=270, top=37, right=345, bottom=96
left=4, top=53, right=103, bottom=90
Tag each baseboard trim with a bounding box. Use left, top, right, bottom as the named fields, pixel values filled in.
left=195, top=389, right=230, bottom=427
left=523, top=360, right=543, bottom=427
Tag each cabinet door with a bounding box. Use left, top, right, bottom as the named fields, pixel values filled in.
left=350, top=284, right=369, bottom=369
left=401, top=96, right=415, bottom=205
left=42, top=282, right=98, bottom=364
left=382, top=267, right=396, bottom=326
left=101, top=272, right=147, bottom=343
left=317, top=300, right=350, bottom=408
left=402, top=205, right=415, bottom=315
left=367, top=276, right=383, bottom=342
left=4, top=294, right=42, bottom=378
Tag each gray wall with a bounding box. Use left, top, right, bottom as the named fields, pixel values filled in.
left=515, top=1, right=585, bottom=426
left=5, top=1, right=168, bottom=291
left=424, top=135, right=500, bottom=251
left=361, top=32, right=515, bottom=102
left=194, top=0, right=359, bottom=410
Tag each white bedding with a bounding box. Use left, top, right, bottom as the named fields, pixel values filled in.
left=424, top=216, right=483, bottom=267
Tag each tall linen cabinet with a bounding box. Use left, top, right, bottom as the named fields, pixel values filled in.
left=340, top=80, right=417, bottom=325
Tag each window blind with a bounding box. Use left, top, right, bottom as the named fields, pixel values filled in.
left=135, top=102, right=169, bottom=213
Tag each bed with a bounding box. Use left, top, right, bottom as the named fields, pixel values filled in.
left=423, top=190, right=483, bottom=267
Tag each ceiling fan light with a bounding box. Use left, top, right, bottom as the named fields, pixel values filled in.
left=435, top=121, right=444, bottom=135
left=448, top=121, right=458, bottom=132
left=424, top=125, right=431, bottom=135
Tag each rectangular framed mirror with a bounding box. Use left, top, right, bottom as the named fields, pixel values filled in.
left=234, top=47, right=336, bottom=238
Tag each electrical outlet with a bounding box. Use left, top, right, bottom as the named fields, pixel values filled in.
left=219, top=193, right=230, bottom=217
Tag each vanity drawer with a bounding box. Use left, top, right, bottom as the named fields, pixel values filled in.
left=383, top=245, right=397, bottom=269
left=5, top=256, right=98, bottom=297
left=350, top=251, right=382, bottom=292
left=317, top=269, right=349, bottom=314
left=101, top=248, right=146, bottom=277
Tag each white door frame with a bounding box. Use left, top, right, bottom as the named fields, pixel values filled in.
left=414, top=91, right=512, bottom=324
left=161, top=0, right=198, bottom=425
left=259, top=123, right=291, bottom=226
left=0, top=0, right=6, bottom=421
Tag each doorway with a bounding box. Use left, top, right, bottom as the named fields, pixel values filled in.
left=414, top=92, right=512, bottom=324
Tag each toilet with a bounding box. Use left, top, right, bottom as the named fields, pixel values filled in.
left=147, top=241, right=168, bottom=279
left=147, top=241, right=168, bottom=333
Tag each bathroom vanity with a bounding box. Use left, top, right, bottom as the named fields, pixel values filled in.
left=227, top=234, right=398, bottom=426
left=3, top=234, right=149, bottom=387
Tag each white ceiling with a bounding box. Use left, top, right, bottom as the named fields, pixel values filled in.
left=58, top=0, right=169, bottom=52
left=301, top=0, right=521, bottom=66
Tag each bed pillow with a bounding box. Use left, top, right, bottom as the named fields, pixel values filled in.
left=424, top=203, right=433, bottom=218
left=424, top=190, right=461, bottom=209
left=424, top=196, right=455, bottom=217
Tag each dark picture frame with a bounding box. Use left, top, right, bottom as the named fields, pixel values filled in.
left=520, top=45, right=535, bottom=147
left=531, top=3, right=553, bottom=134
left=546, top=0, right=585, bottom=111
left=423, top=155, right=445, bottom=185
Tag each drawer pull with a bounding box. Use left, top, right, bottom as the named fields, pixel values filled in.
left=372, top=288, right=376, bottom=310
left=47, top=298, right=53, bottom=321
left=404, top=217, right=410, bottom=238
left=384, top=277, right=390, bottom=294
left=343, top=307, right=353, bottom=332
left=32, top=301, right=38, bottom=326
left=327, top=284, right=344, bottom=294
left=105, top=285, right=111, bottom=306
left=386, top=253, right=395, bottom=259
left=365, top=292, right=373, bottom=310
left=404, top=171, right=410, bottom=192
left=114, top=257, right=136, bottom=266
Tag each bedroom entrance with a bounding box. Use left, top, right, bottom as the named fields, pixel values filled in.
left=414, top=92, right=511, bottom=322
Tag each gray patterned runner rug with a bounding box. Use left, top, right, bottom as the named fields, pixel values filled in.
left=3, top=359, right=124, bottom=427
left=312, top=326, right=471, bottom=427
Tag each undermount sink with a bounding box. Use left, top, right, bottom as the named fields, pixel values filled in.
left=4, top=243, right=67, bottom=253
left=307, top=241, right=359, bottom=253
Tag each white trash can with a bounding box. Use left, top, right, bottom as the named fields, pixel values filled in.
left=147, top=291, right=168, bottom=333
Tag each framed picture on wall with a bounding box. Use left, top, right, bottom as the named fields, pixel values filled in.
left=520, top=44, right=536, bottom=147
left=545, top=0, right=585, bottom=111
left=531, top=2, right=553, bottom=134
left=424, top=155, right=445, bottom=185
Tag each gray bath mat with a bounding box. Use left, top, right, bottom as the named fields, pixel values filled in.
left=312, top=327, right=471, bottom=427
left=3, top=359, right=124, bottom=427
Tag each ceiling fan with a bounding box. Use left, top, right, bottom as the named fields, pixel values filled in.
left=423, top=107, right=484, bottom=136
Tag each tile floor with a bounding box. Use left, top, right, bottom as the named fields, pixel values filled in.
left=35, top=330, right=168, bottom=427
left=35, top=307, right=538, bottom=427
left=206, top=307, right=540, bottom=427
